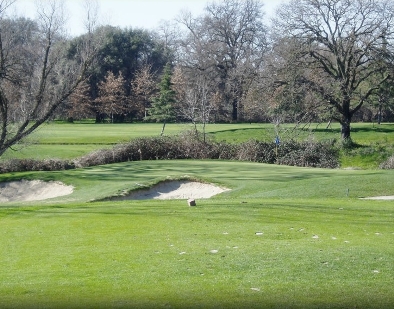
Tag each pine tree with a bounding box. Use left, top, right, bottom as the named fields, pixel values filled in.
left=146, top=64, right=176, bottom=135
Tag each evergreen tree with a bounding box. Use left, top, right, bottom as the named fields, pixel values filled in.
left=146, top=64, right=176, bottom=135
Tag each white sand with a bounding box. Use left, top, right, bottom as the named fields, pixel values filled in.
left=360, top=196, right=394, bottom=200
left=0, top=180, right=74, bottom=202
left=115, top=180, right=230, bottom=200
left=1, top=179, right=391, bottom=202
left=0, top=179, right=228, bottom=202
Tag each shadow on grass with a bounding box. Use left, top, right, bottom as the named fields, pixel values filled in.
left=9, top=299, right=393, bottom=309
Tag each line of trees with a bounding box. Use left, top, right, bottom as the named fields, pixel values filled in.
left=1, top=0, right=394, bottom=157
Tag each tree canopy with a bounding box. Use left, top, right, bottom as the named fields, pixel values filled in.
left=146, top=64, right=176, bottom=136
left=2, top=0, right=394, bottom=158
left=271, top=0, right=394, bottom=139
left=0, top=0, right=98, bottom=156
left=178, top=0, right=267, bottom=122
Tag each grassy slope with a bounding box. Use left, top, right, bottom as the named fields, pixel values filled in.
left=2, top=160, right=394, bottom=203
left=1, top=160, right=393, bottom=308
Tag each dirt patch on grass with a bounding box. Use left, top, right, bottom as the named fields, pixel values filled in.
left=0, top=180, right=73, bottom=202
left=113, top=180, right=230, bottom=200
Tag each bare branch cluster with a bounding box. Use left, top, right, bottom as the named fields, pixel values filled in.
left=0, top=0, right=101, bottom=156
left=2, top=0, right=394, bottom=157
left=271, top=0, right=394, bottom=138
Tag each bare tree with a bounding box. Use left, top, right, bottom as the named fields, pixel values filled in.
left=130, top=64, right=156, bottom=119
left=0, top=0, right=99, bottom=156
left=260, top=36, right=328, bottom=125
left=155, top=20, right=180, bottom=62
left=66, top=79, right=93, bottom=121
left=95, top=71, right=127, bottom=123
left=173, top=66, right=213, bottom=141
left=177, top=0, right=267, bottom=122
left=272, top=0, right=394, bottom=139
left=82, top=0, right=100, bottom=35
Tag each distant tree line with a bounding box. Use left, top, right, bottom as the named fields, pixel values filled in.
left=1, top=0, right=394, bottom=157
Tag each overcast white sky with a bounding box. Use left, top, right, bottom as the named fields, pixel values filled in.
left=14, top=0, right=287, bottom=37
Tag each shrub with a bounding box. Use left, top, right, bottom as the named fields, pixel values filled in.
left=0, top=132, right=340, bottom=173
left=236, top=140, right=276, bottom=163
left=277, top=140, right=339, bottom=168
left=75, top=148, right=119, bottom=168
left=211, top=142, right=238, bottom=160
left=0, top=158, right=74, bottom=173
left=379, top=155, right=394, bottom=169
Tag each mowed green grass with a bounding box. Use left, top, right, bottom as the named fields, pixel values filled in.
left=1, top=122, right=264, bottom=160
left=2, top=122, right=394, bottom=169
left=1, top=160, right=394, bottom=308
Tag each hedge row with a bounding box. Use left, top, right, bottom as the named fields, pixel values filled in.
left=0, top=131, right=339, bottom=173
left=0, top=158, right=75, bottom=173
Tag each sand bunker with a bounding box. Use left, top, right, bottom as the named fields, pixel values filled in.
left=0, top=180, right=74, bottom=202
left=360, top=196, right=394, bottom=200
left=113, top=180, right=230, bottom=200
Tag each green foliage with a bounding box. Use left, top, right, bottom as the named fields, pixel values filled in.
left=339, top=139, right=394, bottom=169
left=87, top=26, right=169, bottom=96
left=146, top=64, right=176, bottom=131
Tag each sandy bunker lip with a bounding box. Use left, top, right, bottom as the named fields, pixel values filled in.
left=112, top=180, right=230, bottom=200
left=0, top=179, right=74, bottom=202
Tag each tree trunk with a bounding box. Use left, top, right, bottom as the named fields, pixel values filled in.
left=232, top=99, right=238, bottom=122
left=160, top=121, right=166, bottom=136
left=203, top=120, right=206, bottom=143
left=341, top=120, right=351, bottom=140
left=326, top=119, right=332, bottom=129
left=341, top=99, right=352, bottom=140
left=378, top=101, right=383, bottom=125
